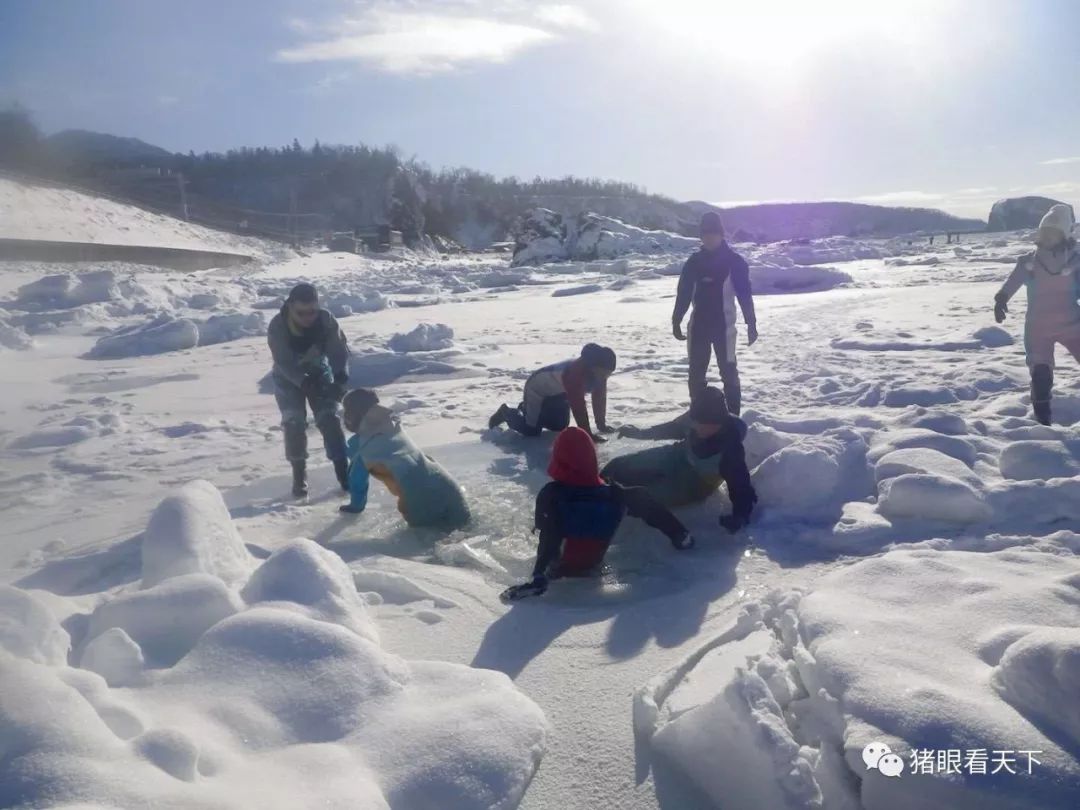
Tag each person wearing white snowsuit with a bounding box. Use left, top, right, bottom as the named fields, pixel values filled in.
left=995, top=203, right=1080, bottom=425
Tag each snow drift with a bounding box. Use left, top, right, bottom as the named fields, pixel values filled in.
left=0, top=480, right=549, bottom=810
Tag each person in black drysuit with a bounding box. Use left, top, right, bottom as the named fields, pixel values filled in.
left=267, top=283, right=351, bottom=497
left=672, top=211, right=758, bottom=414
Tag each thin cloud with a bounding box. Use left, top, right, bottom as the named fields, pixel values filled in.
left=278, top=3, right=592, bottom=76
left=1040, top=157, right=1080, bottom=166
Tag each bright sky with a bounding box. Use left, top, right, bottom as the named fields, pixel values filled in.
left=3, top=0, right=1079, bottom=218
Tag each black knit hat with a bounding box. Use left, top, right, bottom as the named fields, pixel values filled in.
left=700, top=212, right=724, bottom=236
left=689, top=386, right=728, bottom=423
left=581, top=343, right=617, bottom=371
left=287, top=283, right=318, bottom=304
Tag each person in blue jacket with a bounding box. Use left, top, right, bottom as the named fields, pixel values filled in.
left=338, top=388, right=470, bottom=531
left=606, top=386, right=757, bottom=533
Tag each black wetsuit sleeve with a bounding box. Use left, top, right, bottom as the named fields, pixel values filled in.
left=629, top=414, right=689, bottom=440
left=731, top=254, right=756, bottom=327
left=719, top=426, right=756, bottom=518
left=615, top=485, right=687, bottom=544
left=532, top=483, right=563, bottom=579
left=672, top=257, right=696, bottom=324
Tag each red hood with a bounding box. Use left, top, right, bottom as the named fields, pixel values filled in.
left=548, top=427, right=604, bottom=487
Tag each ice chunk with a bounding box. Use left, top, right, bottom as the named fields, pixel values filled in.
left=0, top=585, right=70, bottom=665
left=992, top=627, right=1080, bottom=744
left=89, top=315, right=199, bottom=359
left=196, top=311, right=266, bottom=346
left=141, top=480, right=254, bottom=588
left=387, top=323, right=454, bottom=353
left=974, top=325, right=1015, bottom=348
left=875, top=447, right=982, bottom=488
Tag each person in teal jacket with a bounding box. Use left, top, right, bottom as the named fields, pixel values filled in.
left=339, top=388, right=470, bottom=530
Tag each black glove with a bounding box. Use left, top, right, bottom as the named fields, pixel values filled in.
left=719, top=513, right=751, bottom=534
left=672, top=320, right=687, bottom=341
left=500, top=577, right=548, bottom=603
left=598, top=424, right=617, bottom=434
left=994, top=294, right=1008, bottom=324
left=747, top=322, right=759, bottom=346
left=617, top=425, right=643, bottom=439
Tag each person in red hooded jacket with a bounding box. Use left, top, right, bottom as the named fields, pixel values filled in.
left=501, top=426, right=695, bottom=601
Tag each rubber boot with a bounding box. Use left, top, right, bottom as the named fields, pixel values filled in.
left=291, top=460, right=308, bottom=498
left=1031, top=364, right=1053, bottom=426
left=334, top=458, right=349, bottom=492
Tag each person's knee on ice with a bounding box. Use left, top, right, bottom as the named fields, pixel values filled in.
left=342, top=388, right=470, bottom=530
left=501, top=427, right=692, bottom=603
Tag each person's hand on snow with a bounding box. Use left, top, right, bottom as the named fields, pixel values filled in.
left=671, top=531, right=696, bottom=551
left=500, top=576, right=548, bottom=602
left=994, top=294, right=1009, bottom=324
left=672, top=320, right=687, bottom=341
left=747, top=322, right=759, bottom=346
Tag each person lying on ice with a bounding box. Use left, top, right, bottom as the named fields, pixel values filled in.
left=267, top=283, right=350, bottom=498
left=995, top=203, right=1080, bottom=426
left=488, top=343, right=617, bottom=443
left=500, top=426, right=695, bottom=602
left=606, top=386, right=757, bottom=534
left=339, top=388, right=471, bottom=531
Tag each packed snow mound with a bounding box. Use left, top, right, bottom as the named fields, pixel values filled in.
left=141, top=479, right=254, bottom=588
left=751, top=429, right=871, bottom=520
left=878, top=473, right=992, bottom=524
left=241, top=540, right=379, bottom=645
left=88, top=314, right=199, bottom=359
left=0, top=177, right=280, bottom=259
left=992, top=627, right=1080, bottom=745
left=388, top=322, right=454, bottom=353
left=86, top=573, right=243, bottom=667
left=987, top=196, right=1073, bottom=232
left=195, top=311, right=266, bottom=346
left=0, top=585, right=70, bottom=665
left=511, top=208, right=697, bottom=266
left=638, top=549, right=1080, bottom=810
left=999, top=440, right=1080, bottom=481
left=874, top=447, right=982, bottom=488
left=347, top=351, right=459, bottom=387
left=0, top=483, right=549, bottom=810
left=0, top=311, right=32, bottom=350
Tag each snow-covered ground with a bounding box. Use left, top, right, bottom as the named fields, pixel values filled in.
left=1, top=189, right=1077, bottom=809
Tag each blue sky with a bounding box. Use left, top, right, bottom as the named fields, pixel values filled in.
left=2, top=0, right=1079, bottom=218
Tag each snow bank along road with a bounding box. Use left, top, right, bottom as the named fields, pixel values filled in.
left=1, top=211, right=1078, bottom=809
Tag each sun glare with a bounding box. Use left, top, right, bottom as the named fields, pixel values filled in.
left=627, top=0, right=948, bottom=74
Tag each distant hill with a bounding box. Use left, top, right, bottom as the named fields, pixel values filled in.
left=45, top=129, right=174, bottom=166
left=687, top=201, right=986, bottom=242
left=1, top=118, right=991, bottom=247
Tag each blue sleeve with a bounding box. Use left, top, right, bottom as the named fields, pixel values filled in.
left=346, top=436, right=368, bottom=510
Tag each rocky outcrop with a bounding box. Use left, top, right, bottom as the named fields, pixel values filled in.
left=987, top=197, right=1073, bottom=232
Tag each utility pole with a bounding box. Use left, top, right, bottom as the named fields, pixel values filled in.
left=176, top=172, right=189, bottom=221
